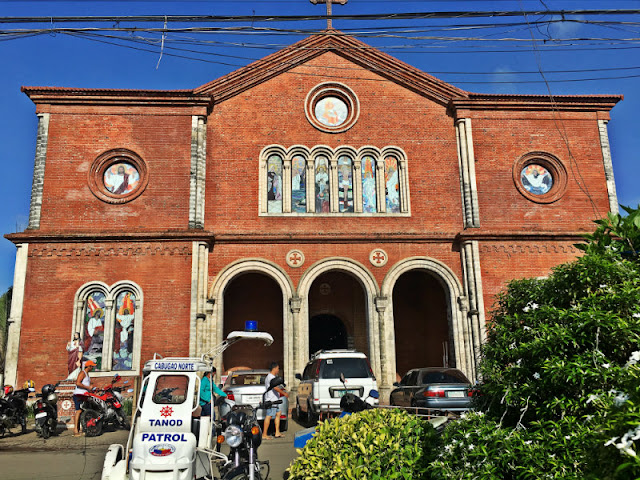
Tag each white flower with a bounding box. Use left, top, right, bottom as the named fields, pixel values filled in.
left=468, top=444, right=475, bottom=451
left=587, top=394, right=600, bottom=404
left=626, top=351, right=640, bottom=367
left=517, top=358, right=523, bottom=366
left=602, top=363, right=611, bottom=369
left=604, top=436, right=619, bottom=447
left=523, top=305, right=530, bottom=312
left=533, top=372, right=541, bottom=380
left=599, top=284, right=607, bottom=288
left=614, top=393, right=630, bottom=407
left=524, top=440, right=532, bottom=445
left=633, top=313, right=640, bottom=319
left=530, top=303, right=539, bottom=310
left=509, top=342, right=517, bottom=350
left=444, top=444, right=454, bottom=453
left=523, top=325, right=531, bottom=331
left=565, top=435, right=571, bottom=440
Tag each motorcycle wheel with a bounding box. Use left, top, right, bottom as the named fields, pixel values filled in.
left=82, top=410, right=103, bottom=437
left=221, top=466, right=252, bottom=480
left=117, top=413, right=130, bottom=430
left=41, top=422, right=50, bottom=439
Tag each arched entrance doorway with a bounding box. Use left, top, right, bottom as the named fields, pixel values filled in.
left=222, top=272, right=283, bottom=372
left=308, top=271, right=368, bottom=356
left=309, top=314, right=348, bottom=353
left=392, top=270, right=449, bottom=380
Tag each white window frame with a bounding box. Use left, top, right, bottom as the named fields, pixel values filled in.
left=72, top=280, right=144, bottom=376
left=259, top=144, right=410, bottom=216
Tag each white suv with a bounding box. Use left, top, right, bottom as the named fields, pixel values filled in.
left=294, top=349, right=378, bottom=422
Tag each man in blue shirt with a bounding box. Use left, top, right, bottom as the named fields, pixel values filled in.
left=200, top=366, right=227, bottom=417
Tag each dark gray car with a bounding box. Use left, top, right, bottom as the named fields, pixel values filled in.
left=390, top=367, right=473, bottom=413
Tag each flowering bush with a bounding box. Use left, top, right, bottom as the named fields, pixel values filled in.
left=429, top=206, right=640, bottom=479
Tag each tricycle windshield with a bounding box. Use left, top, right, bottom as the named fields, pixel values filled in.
left=152, top=375, right=189, bottom=405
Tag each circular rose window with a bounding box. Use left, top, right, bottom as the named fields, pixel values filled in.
left=305, top=82, right=359, bottom=133
left=89, top=149, right=148, bottom=204
left=521, top=164, right=553, bottom=195
left=513, top=152, right=567, bottom=204
left=104, top=162, right=141, bottom=195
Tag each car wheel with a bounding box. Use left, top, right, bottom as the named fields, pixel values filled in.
left=295, top=400, right=307, bottom=424
left=280, top=419, right=288, bottom=432
left=307, top=402, right=319, bottom=425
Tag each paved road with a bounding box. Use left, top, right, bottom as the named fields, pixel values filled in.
left=0, top=421, right=305, bottom=480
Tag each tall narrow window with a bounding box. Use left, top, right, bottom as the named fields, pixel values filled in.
left=385, top=156, right=401, bottom=213
left=315, top=156, right=330, bottom=213
left=291, top=155, right=307, bottom=213
left=337, top=156, right=354, bottom=212
left=83, top=291, right=106, bottom=370
left=113, top=291, right=136, bottom=371
left=362, top=156, right=377, bottom=213
left=266, top=155, right=283, bottom=213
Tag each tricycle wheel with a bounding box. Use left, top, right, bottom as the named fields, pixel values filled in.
left=82, top=410, right=103, bottom=437
left=222, top=466, right=251, bottom=480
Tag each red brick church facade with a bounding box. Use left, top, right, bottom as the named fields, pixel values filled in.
left=4, top=32, right=621, bottom=399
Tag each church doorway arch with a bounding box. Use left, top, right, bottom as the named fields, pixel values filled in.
left=307, top=270, right=368, bottom=357
left=392, top=270, right=449, bottom=380
left=222, top=272, right=283, bottom=372
left=309, top=314, right=348, bottom=354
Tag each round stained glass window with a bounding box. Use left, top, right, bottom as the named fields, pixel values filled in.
left=521, top=164, right=553, bottom=195
left=103, top=161, right=141, bottom=195
left=314, top=96, right=348, bottom=127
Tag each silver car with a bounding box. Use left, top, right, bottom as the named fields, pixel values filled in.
left=222, top=369, right=289, bottom=432
left=390, top=367, right=473, bottom=413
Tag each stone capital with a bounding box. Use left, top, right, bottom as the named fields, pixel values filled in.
left=375, top=296, right=388, bottom=312
left=290, top=296, right=302, bottom=313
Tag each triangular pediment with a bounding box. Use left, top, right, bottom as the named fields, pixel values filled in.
left=194, top=31, right=468, bottom=106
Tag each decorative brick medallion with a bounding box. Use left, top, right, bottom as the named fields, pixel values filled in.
left=286, top=249, right=305, bottom=268
left=369, top=248, right=388, bottom=267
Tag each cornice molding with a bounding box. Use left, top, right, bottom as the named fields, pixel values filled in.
left=4, top=231, right=215, bottom=247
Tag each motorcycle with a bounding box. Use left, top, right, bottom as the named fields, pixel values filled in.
left=0, top=385, right=34, bottom=437
left=34, top=382, right=60, bottom=439
left=338, top=372, right=379, bottom=415
left=216, top=376, right=286, bottom=480
left=81, top=374, right=130, bottom=437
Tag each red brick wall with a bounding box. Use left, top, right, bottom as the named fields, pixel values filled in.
left=15, top=242, right=192, bottom=388
left=37, top=107, right=193, bottom=233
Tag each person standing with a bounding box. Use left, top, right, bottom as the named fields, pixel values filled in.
left=263, top=361, right=288, bottom=439
left=72, top=360, right=96, bottom=437
left=199, top=366, right=226, bottom=417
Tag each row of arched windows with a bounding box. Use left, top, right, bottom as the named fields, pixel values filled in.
left=261, top=146, right=410, bottom=215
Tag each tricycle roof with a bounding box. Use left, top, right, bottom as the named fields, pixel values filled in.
left=143, top=357, right=211, bottom=373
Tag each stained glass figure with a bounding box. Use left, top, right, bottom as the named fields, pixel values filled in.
left=521, top=164, right=553, bottom=195
left=338, top=156, right=354, bottom=212
left=291, top=155, right=307, bottom=213
left=83, top=291, right=106, bottom=369
left=104, top=161, right=140, bottom=195
left=362, top=156, right=377, bottom=213
left=267, top=155, right=283, bottom=213
left=112, top=291, right=135, bottom=371
left=385, top=156, right=400, bottom=213
left=315, top=156, right=330, bottom=213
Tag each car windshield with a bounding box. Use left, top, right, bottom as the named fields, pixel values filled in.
left=230, top=374, right=267, bottom=386
left=320, top=358, right=371, bottom=379
left=422, top=370, right=469, bottom=384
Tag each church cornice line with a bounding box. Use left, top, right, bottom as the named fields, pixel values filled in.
left=4, top=231, right=215, bottom=247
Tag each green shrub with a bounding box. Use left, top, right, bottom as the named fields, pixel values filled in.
left=286, top=408, right=439, bottom=480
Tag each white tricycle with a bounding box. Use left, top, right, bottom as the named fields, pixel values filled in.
left=101, top=330, right=274, bottom=480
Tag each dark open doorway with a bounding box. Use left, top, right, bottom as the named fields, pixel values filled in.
left=309, top=314, right=348, bottom=354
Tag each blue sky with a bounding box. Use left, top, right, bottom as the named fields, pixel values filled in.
left=1, top=0, right=639, bottom=292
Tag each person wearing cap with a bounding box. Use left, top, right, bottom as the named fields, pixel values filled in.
left=72, top=359, right=97, bottom=436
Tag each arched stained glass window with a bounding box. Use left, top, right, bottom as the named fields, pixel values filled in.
left=338, top=156, right=354, bottom=212
left=385, top=156, right=400, bottom=213
left=113, top=291, right=136, bottom=371
left=362, top=156, right=377, bottom=213
left=83, top=291, right=106, bottom=370
left=315, top=156, right=330, bottom=213
left=266, top=155, right=283, bottom=213
left=291, top=155, right=307, bottom=213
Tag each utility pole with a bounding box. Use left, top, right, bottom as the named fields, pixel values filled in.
left=310, top=0, right=347, bottom=29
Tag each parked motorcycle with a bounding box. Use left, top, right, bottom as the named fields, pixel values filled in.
left=34, top=382, right=60, bottom=439
left=81, top=374, right=130, bottom=437
left=0, top=384, right=35, bottom=437
left=338, top=372, right=379, bottom=415
left=216, top=376, right=286, bottom=480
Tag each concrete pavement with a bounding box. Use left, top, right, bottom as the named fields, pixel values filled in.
left=0, top=420, right=305, bottom=479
